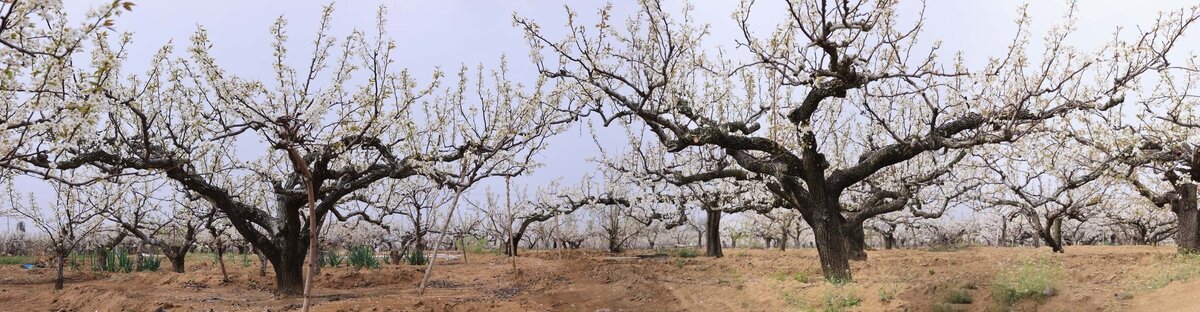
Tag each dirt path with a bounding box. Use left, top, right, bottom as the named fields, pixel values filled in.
left=0, top=246, right=1194, bottom=311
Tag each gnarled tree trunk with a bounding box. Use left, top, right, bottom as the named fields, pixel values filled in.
left=844, top=221, right=868, bottom=261
left=804, top=198, right=852, bottom=282
left=54, top=252, right=66, bottom=290
left=705, top=210, right=723, bottom=258
left=1174, top=184, right=1199, bottom=254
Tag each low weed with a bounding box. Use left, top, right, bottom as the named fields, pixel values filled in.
left=943, top=288, right=972, bottom=304
left=0, top=255, right=32, bottom=265
left=673, top=248, right=699, bottom=258
left=989, top=257, right=1059, bottom=307
left=821, top=286, right=862, bottom=312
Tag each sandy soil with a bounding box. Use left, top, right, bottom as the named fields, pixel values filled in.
left=0, top=246, right=1195, bottom=311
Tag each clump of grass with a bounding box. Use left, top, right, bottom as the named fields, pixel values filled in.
left=1132, top=253, right=1200, bottom=291
left=877, top=286, right=896, bottom=303
left=0, top=255, right=33, bottom=265
left=137, top=256, right=161, bottom=272
left=795, top=272, right=812, bottom=283
left=828, top=275, right=852, bottom=285
left=100, top=249, right=133, bottom=273
left=771, top=271, right=790, bottom=281
left=456, top=236, right=488, bottom=254
left=673, top=248, right=698, bottom=258
left=402, top=248, right=427, bottom=266
left=322, top=250, right=343, bottom=268
left=931, top=303, right=965, bottom=312
left=822, top=286, right=861, bottom=312
left=781, top=291, right=813, bottom=310
left=943, top=288, right=972, bottom=304
left=349, top=245, right=381, bottom=269
left=927, top=244, right=968, bottom=252
left=990, top=257, right=1058, bottom=307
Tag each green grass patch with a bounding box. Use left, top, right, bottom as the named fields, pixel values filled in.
left=781, top=291, right=815, bottom=311
left=943, top=288, right=972, bottom=304
left=0, top=255, right=33, bottom=265
left=1131, top=253, right=1200, bottom=291
left=877, top=284, right=899, bottom=303
left=350, top=245, right=381, bottom=269
left=989, top=257, right=1059, bottom=307
left=672, top=248, right=699, bottom=258
left=822, top=286, right=861, bottom=312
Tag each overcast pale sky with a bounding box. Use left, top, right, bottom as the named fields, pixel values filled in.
left=5, top=0, right=1199, bottom=232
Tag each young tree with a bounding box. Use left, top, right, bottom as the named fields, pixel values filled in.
left=4, top=180, right=112, bottom=290
left=108, top=178, right=204, bottom=273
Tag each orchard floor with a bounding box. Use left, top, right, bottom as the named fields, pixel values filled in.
left=1, top=246, right=1198, bottom=311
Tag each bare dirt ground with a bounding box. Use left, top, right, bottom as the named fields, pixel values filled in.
left=0, top=246, right=1196, bottom=311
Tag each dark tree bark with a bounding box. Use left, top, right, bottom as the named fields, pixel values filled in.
left=705, top=210, right=723, bottom=258
left=779, top=220, right=790, bottom=252
left=1175, top=184, right=1199, bottom=254
left=844, top=221, right=868, bottom=261
left=53, top=252, right=66, bottom=290
left=93, top=232, right=126, bottom=271
left=165, top=248, right=187, bottom=273
left=805, top=200, right=853, bottom=281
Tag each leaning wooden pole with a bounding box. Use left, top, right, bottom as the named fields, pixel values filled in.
left=418, top=165, right=471, bottom=298
left=506, top=176, right=517, bottom=270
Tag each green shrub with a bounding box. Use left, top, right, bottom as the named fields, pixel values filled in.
left=137, top=255, right=161, bottom=272
left=673, top=248, right=698, bottom=258
left=0, top=255, right=32, bottom=265
left=781, top=291, right=812, bottom=309
left=822, top=287, right=861, bottom=312
left=943, top=288, right=972, bottom=304
left=795, top=272, right=812, bottom=283
left=322, top=250, right=344, bottom=268
left=1134, top=253, right=1200, bottom=291
left=349, top=246, right=380, bottom=269
left=457, top=237, right=488, bottom=254
left=100, top=249, right=133, bottom=273
left=404, top=248, right=428, bottom=266
left=878, top=285, right=897, bottom=303
left=990, top=257, right=1058, bottom=307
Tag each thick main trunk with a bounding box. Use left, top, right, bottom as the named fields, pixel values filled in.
left=1039, top=221, right=1065, bottom=253
left=168, top=254, right=186, bottom=273
left=844, top=221, right=868, bottom=261
left=257, top=250, right=269, bottom=277
left=607, top=229, right=623, bottom=253
left=779, top=226, right=789, bottom=252
left=54, top=252, right=66, bottom=290
left=1000, top=218, right=1009, bottom=247
left=164, top=246, right=189, bottom=273
left=273, top=251, right=306, bottom=296
left=511, top=223, right=530, bottom=257
left=806, top=201, right=852, bottom=282
left=882, top=232, right=896, bottom=250
left=1175, top=184, right=1199, bottom=254
left=705, top=210, right=723, bottom=258
left=1052, top=218, right=1064, bottom=249
left=216, top=245, right=229, bottom=283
